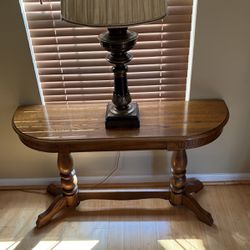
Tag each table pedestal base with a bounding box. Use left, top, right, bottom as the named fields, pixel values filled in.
left=36, top=178, right=213, bottom=228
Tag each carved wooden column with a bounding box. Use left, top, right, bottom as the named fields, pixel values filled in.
left=58, top=152, right=79, bottom=207
left=170, top=150, right=187, bottom=205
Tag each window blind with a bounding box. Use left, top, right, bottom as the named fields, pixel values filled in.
left=21, top=0, right=193, bottom=104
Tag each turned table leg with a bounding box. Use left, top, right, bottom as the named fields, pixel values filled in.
left=36, top=152, right=80, bottom=228
left=57, top=152, right=79, bottom=207
left=169, top=150, right=214, bottom=226
left=170, top=150, right=187, bottom=205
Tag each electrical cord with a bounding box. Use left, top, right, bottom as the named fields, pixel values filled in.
left=0, top=189, right=47, bottom=195
left=0, top=152, right=121, bottom=192
left=91, top=151, right=121, bottom=189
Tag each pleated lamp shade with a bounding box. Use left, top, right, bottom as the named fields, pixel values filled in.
left=61, top=0, right=167, bottom=27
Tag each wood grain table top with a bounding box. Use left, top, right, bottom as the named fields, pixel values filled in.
left=12, top=100, right=229, bottom=152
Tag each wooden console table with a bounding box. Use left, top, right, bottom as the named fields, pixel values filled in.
left=12, top=100, right=229, bottom=228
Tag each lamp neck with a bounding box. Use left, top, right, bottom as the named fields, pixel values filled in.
left=108, top=27, right=128, bottom=38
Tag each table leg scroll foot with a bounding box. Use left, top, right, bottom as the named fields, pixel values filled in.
left=185, top=178, right=204, bottom=194
left=47, top=184, right=62, bottom=196
left=36, top=195, right=67, bottom=229
left=182, top=193, right=214, bottom=226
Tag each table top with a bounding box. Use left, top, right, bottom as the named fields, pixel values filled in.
left=12, top=100, right=229, bottom=152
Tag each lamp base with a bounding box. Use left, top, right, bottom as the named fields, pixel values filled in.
left=105, top=102, right=140, bottom=129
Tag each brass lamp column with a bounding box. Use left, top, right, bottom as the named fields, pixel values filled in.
left=61, top=0, right=167, bottom=129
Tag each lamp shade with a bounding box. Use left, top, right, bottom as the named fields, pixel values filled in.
left=61, top=0, right=167, bottom=27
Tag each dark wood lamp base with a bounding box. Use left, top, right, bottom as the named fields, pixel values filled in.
left=105, top=102, right=140, bottom=129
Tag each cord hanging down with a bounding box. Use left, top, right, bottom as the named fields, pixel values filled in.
left=92, top=151, right=121, bottom=189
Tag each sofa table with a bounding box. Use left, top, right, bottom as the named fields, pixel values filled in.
left=12, top=100, right=229, bottom=228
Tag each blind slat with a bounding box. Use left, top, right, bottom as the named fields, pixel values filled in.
left=44, top=91, right=186, bottom=102
left=35, top=48, right=189, bottom=61
left=33, top=41, right=190, bottom=53
left=28, top=20, right=191, bottom=31
left=39, top=63, right=188, bottom=75
left=23, top=0, right=192, bottom=5
left=43, top=84, right=186, bottom=95
left=24, top=2, right=192, bottom=14
left=37, top=55, right=189, bottom=67
left=32, top=35, right=191, bottom=46
left=31, top=31, right=191, bottom=43
left=27, top=12, right=192, bottom=24
left=41, top=78, right=187, bottom=88
left=40, top=70, right=187, bottom=82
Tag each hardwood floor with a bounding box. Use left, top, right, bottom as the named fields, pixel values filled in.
left=0, top=185, right=250, bottom=250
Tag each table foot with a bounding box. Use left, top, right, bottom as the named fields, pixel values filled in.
left=182, top=193, right=214, bottom=226
left=185, top=178, right=204, bottom=194
left=36, top=195, right=67, bottom=229
left=170, top=150, right=213, bottom=226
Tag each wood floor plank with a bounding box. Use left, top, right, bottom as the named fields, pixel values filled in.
left=0, top=185, right=250, bottom=250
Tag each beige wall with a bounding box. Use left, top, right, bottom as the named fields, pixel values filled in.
left=189, top=0, right=250, bottom=173
left=0, top=0, right=249, bottom=181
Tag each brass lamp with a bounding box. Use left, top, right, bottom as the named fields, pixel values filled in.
left=61, top=0, right=167, bottom=129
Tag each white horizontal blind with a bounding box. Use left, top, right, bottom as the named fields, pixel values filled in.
left=21, top=0, right=193, bottom=104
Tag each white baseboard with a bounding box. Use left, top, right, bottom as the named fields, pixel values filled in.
left=0, top=173, right=250, bottom=187
left=187, top=173, right=250, bottom=182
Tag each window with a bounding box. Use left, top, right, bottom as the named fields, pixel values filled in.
left=20, top=0, right=195, bottom=104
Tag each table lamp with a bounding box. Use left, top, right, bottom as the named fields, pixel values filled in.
left=61, top=0, right=167, bottom=129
